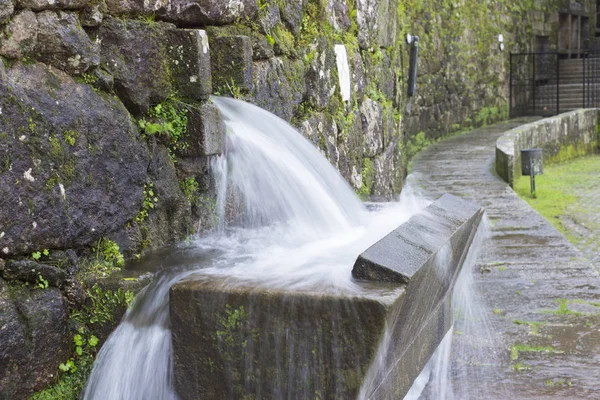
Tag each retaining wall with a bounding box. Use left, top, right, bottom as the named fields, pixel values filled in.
left=170, top=194, right=484, bottom=399
left=495, top=109, right=599, bottom=187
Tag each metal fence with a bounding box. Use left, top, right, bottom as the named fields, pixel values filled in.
left=509, top=52, right=559, bottom=118
left=510, top=50, right=600, bottom=118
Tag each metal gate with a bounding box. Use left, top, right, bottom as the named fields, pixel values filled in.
left=584, top=45, right=600, bottom=108
left=509, top=52, right=559, bottom=118
left=510, top=49, right=600, bottom=117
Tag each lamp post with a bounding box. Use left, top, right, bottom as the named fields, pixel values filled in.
left=406, top=34, right=419, bottom=97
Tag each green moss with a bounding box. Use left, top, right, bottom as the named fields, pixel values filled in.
left=510, top=344, right=559, bottom=361
left=63, top=130, right=79, bottom=146
left=272, top=23, right=295, bottom=56
left=357, top=158, right=375, bottom=199
left=180, top=177, right=199, bottom=205
left=541, top=298, right=584, bottom=316
left=404, top=131, right=433, bottom=170
left=513, top=319, right=546, bottom=336
left=545, top=141, right=598, bottom=165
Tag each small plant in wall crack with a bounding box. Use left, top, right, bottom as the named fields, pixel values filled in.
left=135, top=183, right=159, bottom=223
left=31, top=248, right=50, bottom=261
left=138, top=100, right=190, bottom=156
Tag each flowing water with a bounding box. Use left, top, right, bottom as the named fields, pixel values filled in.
left=83, top=97, right=492, bottom=399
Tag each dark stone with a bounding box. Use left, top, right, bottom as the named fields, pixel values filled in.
left=0, top=283, right=70, bottom=398
left=99, top=19, right=211, bottom=113
left=356, top=0, right=397, bottom=49
left=144, top=142, right=194, bottom=250
left=91, top=67, right=114, bottom=92
left=16, top=0, right=86, bottom=11
left=372, top=142, right=396, bottom=200
left=0, top=277, right=27, bottom=398
left=252, top=57, right=305, bottom=121
left=171, top=277, right=389, bottom=400
left=326, top=0, right=351, bottom=31
left=80, top=2, right=105, bottom=27
left=0, top=62, right=149, bottom=257
left=0, top=10, right=37, bottom=60
left=0, top=0, right=13, bottom=24
left=257, top=2, right=280, bottom=34
left=98, top=17, right=174, bottom=115
left=353, top=194, right=484, bottom=283
left=1, top=260, right=66, bottom=287
left=351, top=51, right=366, bottom=100
left=180, top=101, right=225, bottom=157
left=205, top=25, right=273, bottom=61
left=35, top=10, right=100, bottom=75
left=360, top=98, right=384, bottom=157
left=299, top=112, right=339, bottom=168
left=210, top=35, right=253, bottom=94
left=305, top=38, right=337, bottom=109
left=157, top=0, right=259, bottom=26
left=165, top=29, right=212, bottom=101
left=278, top=0, right=306, bottom=35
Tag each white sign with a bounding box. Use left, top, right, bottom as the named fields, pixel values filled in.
left=334, top=44, right=351, bottom=102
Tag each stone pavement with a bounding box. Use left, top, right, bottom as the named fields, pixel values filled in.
left=410, top=119, right=600, bottom=399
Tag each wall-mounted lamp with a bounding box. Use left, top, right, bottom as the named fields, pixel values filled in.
left=498, top=34, right=505, bottom=51
left=406, top=34, right=419, bottom=96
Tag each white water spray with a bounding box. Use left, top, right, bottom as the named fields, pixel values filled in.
left=83, top=97, right=453, bottom=399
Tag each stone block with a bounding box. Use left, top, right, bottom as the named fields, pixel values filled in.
left=98, top=17, right=174, bottom=114
left=1, top=260, right=66, bottom=287
left=0, top=63, right=149, bottom=256
left=0, top=10, right=37, bottom=59
left=16, top=0, right=86, bottom=11
left=170, top=194, right=484, bottom=400
left=305, top=38, right=337, bottom=108
left=210, top=35, right=253, bottom=94
left=0, top=0, right=13, bottom=24
left=166, top=29, right=212, bottom=101
left=252, top=57, right=305, bottom=121
left=80, top=3, right=104, bottom=27
left=278, top=0, right=306, bottom=35
left=181, top=101, right=225, bottom=157
left=360, top=98, right=384, bottom=157
left=356, top=0, right=397, bottom=49
left=0, top=282, right=70, bottom=398
left=35, top=11, right=100, bottom=75
left=353, top=193, right=484, bottom=283
left=158, top=0, right=259, bottom=26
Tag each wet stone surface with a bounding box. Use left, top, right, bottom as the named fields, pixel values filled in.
left=410, top=118, right=600, bottom=399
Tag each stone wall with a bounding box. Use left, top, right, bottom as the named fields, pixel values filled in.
left=0, top=0, right=594, bottom=396
left=495, top=109, right=599, bottom=186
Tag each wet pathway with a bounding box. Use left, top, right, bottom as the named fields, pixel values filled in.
left=411, top=119, right=600, bottom=399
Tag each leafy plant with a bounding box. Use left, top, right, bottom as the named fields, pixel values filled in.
left=180, top=177, right=199, bottom=204
left=138, top=101, right=189, bottom=155
left=36, top=274, right=49, bottom=289
left=31, top=248, right=49, bottom=261
left=135, top=183, right=159, bottom=223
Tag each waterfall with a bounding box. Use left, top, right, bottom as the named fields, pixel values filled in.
left=82, top=97, right=434, bottom=399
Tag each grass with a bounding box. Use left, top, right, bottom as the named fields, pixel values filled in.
left=514, top=155, right=600, bottom=242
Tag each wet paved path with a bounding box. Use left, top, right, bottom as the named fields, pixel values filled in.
left=411, top=119, right=600, bottom=399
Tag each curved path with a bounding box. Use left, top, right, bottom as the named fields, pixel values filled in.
left=410, top=119, right=600, bottom=399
